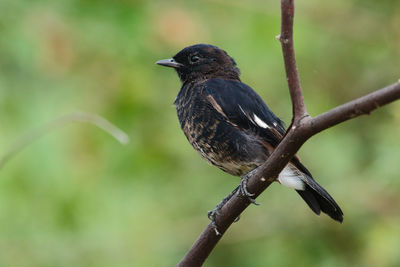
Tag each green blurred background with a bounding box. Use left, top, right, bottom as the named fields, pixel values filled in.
left=1, top=0, right=400, bottom=266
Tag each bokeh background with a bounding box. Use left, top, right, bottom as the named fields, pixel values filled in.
left=1, top=0, right=400, bottom=266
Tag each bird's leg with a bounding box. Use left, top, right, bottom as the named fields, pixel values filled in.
left=238, top=169, right=260, bottom=205
left=208, top=186, right=241, bottom=235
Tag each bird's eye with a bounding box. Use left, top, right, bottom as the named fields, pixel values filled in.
left=190, top=55, right=200, bottom=63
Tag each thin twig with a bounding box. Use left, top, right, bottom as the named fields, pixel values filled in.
left=309, top=82, right=400, bottom=135
left=279, top=0, right=307, bottom=120
left=0, top=111, right=129, bottom=169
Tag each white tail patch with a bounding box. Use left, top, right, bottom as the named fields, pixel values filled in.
left=278, top=167, right=306, bottom=190
left=253, top=114, right=270, bottom=129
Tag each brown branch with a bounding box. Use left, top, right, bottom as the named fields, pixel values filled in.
left=176, top=0, right=400, bottom=266
left=309, top=82, right=400, bottom=135
left=279, top=0, right=307, bottom=120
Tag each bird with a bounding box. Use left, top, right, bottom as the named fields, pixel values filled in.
left=156, top=44, right=343, bottom=229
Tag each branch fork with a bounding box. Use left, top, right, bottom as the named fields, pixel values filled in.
left=177, top=0, right=400, bottom=266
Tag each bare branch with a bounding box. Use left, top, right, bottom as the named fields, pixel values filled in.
left=279, top=0, right=307, bottom=120
left=177, top=0, right=400, bottom=266
left=177, top=79, right=400, bottom=267
left=310, top=82, right=400, bottom=135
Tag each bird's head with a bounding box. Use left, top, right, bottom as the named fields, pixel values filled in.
left=156, top=44, right=240, bottom=83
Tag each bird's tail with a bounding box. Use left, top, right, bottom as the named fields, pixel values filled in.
left=296, top=180, right=343, bottom=223
left=292, top=161, right=343, bottom=222
left=277, top=160, right=343, bottom=222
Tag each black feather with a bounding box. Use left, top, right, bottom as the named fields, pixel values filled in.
left=204, top=78, right=285, bottom=146
left=294, top=160, right=343, bottom=222
left=157, top=44, right=344, bottom=223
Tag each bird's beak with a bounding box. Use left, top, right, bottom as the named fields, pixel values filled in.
left=156, top=58, right=183, bottom=68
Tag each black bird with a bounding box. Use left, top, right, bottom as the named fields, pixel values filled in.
left=156, top=44, right=343, bottom=226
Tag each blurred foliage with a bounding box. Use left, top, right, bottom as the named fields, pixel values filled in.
left=0, top=0, right=400, bottom=266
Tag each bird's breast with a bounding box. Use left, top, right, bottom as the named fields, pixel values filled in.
left=175, top=84, right=267, bottom=176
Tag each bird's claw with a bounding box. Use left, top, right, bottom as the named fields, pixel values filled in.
left=207, top=177, right=258, bottom=236
left=208, top=207, right=240, bottom=235
left=238, top=174, right=260, bottom=205
left=207, top=190, right=242, bottom=236
left=207, top=208, right=219, bottom=221
left=208, top=207, right=222, bottom=235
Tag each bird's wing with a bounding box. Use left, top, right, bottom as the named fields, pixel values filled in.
left=203, top=78, right=286, bottom=147
left=204, top=79, right=343, bottom=221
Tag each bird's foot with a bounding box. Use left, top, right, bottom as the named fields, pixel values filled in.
left=207, top=186, right=240, bottom=235
left=207, top=208, right=221, bottom=236
left=238, top=172, right=260, bottom=205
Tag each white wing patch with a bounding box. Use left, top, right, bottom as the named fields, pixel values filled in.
left=278, top=167, right=306, bottom=190
left=238, top=105, right=274, bottom=130
left=253, top=114, right=270, bottom=129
